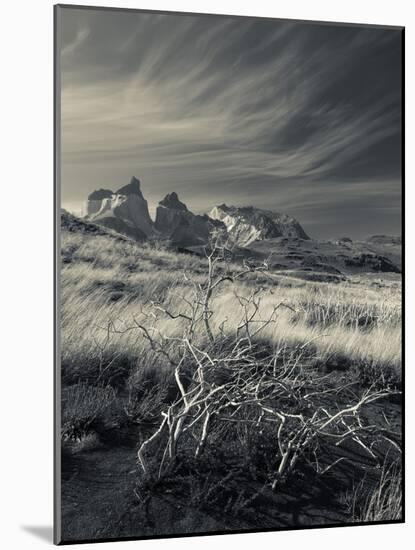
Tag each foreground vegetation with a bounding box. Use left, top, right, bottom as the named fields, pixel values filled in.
left=60, top=228, right=402, bottom=539
left=62, top=231, right=401, bottom=386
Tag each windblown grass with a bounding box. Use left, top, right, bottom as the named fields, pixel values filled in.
left=61, top=383, right=115, bottom=440
left=347, top=463, right=402, bottom=522
left=61, top=231, right=402, bottom=390
left=60, top=228, right=403, bottom=532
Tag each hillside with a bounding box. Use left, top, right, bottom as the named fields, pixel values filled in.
left=63, top=205, right=401, bottom=284
left=246, top=235, right=401, bottom=282
left=60, top=211, right=401, bottom=541
left=61, top=215, right=401, bottom=381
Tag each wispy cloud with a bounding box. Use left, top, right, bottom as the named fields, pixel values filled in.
left=59, top=7, right=402, bottom=238
left=61, top=26, right=90, bottom=57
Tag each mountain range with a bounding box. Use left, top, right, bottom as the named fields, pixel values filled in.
left=85, top=176, right=310, bottom=247
left=75, top=176, right=401, bottom=278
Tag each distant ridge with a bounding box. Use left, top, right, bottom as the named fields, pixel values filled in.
left=366, top=235, right=401, bottom=245
left=61, top=209, right=130, bottom=240
left=209, top=204, right=309, bottom=246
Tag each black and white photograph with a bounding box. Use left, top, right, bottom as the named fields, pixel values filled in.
left=55, top=4, right=403, bottom=544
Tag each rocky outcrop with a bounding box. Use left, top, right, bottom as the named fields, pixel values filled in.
left=155, top=192, right=225, bottom=246
left=344, top=253, right=401, bottom=273
left=86, top=189, right=113, bottom=217
left=86, top=177, right=154, bottom=238
left=116, top=177, right=146, bottom=198
left=159, top=192, right=188, bottom=211
left=366, top=235, right=402, bottom=245
left=209, top=204, right=309, bottom=247
left=155, top=192, right=189, bottom=236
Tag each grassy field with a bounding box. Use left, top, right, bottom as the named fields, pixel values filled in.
left=62, top=230, right=401, bottom=387
left=60, top=226, right=402, bottom=541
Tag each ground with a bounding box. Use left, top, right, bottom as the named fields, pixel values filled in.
left=59, top=218, right=402, bottom=543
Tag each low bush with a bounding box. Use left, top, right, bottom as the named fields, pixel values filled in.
left=61, top=383, right=115, bottom=441
left=124, top=381, right=170, bottom=425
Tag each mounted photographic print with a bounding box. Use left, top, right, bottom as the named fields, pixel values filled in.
left=54, top=4, right=404, bottom=544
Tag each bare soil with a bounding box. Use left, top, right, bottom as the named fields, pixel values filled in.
left=61, top=398, right=401, bottom=543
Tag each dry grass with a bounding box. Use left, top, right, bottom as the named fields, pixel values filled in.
left=60, top=228, right=402, bottom=529
left=61, top=231, right=401, bottom=390
left=61, top=383, right=115, bottom=440
left=347, top=462, right=402, bottom=522
left=210, top=284, right=401, bottom=378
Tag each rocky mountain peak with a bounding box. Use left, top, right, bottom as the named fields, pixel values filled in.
left=86, top=176, right=153, bottom=238
left=209, top=204, right=309, bottom=246
left=159, top=192, right=188, bottom=211
left=84, top=177, right=310, bottom=249
left=155, top=192, right=225, bottom=246
left=87, top=188, right=113, bottom=201
left=116, top=176, right=144, bottom=198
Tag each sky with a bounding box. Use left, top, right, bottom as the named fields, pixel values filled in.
left=58, top=7, right=402, bottom=239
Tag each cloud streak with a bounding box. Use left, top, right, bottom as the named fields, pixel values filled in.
left=58, top=7, right=402, bottom=238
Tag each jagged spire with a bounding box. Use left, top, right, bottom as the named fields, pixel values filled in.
left=159, top=192, right=188, bottom=211
left=116, top=176, right=144, bottom=198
